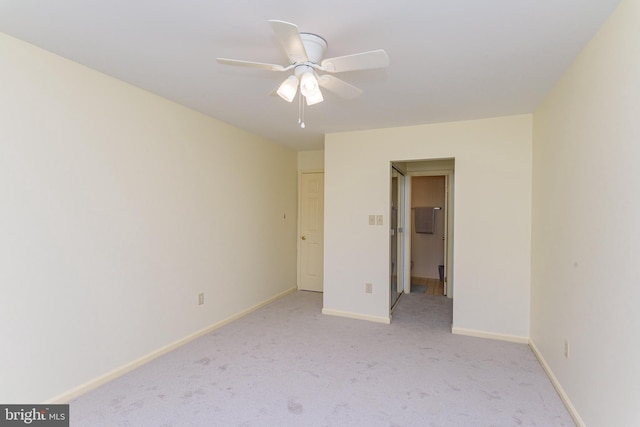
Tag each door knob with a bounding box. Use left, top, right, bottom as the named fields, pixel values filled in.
left=301, top=236, right=307, bottom=240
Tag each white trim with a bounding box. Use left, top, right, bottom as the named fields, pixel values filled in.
left=451, top=326, right=529, bottom=344
left=529, top=339, right=585, bottom=427
left=406, top=168, right=455, bottom=298
left=408, top=169, right=454, bottom=177
left=390, top=164, right=406, bottom=310
left=322, top=308, right=391, bottom=324
left=45, top=287, right=297, bottom=404
left=403, top=174, right=412, bottom=294
left=298, top=168, right=324, bottom=174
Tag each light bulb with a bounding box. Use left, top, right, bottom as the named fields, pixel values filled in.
left=300, top=71, right=319, bottom=97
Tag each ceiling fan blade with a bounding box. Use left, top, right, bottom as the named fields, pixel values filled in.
left=269, top=20, right=308, bottom=64
left=318, top=74, right=363, bottom=99
left=320, top=49, right=389, bottom=73
left=216, top=58, right=287, bottom=72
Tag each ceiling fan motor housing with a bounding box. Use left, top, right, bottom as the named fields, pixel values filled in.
left=299, top=33, right=327, bottom=64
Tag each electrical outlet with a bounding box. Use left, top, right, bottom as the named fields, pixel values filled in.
left=365, top=283, right=373, bottom=293
left=198, top=293, right=205, bottom=306
left=564, top=339, right=569, bottom=358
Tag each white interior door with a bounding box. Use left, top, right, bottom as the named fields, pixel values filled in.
left=390, top=166, right=405, bottom=309
left=299, top=172, right=324, bottom=292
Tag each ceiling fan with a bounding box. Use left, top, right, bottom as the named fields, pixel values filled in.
left=217, top=20, right=389, bottom=126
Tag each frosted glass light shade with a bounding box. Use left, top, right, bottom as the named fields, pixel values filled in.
left=276, top=75, right=299, bottom=102
left=305, top=89, right=324, bottom=106
left=300, top=71, right=319, bottom=97
left=300, top=70, right=323, bottom=105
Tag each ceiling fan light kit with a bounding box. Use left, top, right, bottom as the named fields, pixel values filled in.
left=298, top=66, right=323, bottom=104
left=216, top=20, right=389, bottom=127
left=276, top=75, right=299, bottom=102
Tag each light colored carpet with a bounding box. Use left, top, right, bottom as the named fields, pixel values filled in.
left=70, top=291, right=573, bottom=426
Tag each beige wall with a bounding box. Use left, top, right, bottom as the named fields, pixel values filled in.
left=324, top=115, right=532, bottom=338
left=531, top=0, right=640, bottom=425
left=0, top=34, right=298, bottom=403
left=298, top=150, right=324, bottom=171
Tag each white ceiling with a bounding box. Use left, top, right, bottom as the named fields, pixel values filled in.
left=0, top=1, right=621, bottom=151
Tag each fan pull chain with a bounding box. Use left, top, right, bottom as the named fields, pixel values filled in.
left=298, top=93, right=306, bottom=129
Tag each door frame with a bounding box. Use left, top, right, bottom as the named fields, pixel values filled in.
left=404, top=169, right=454, bottom=297
left=390, top=165, right=406, bottom=310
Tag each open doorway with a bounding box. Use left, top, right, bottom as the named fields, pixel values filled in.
left=403, top=159, right=455, bottom=299
left=410, top=176, right=446, bottom=295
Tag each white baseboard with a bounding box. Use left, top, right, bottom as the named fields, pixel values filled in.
left=528, top=339, right=585, bottom=427
left=451, top=326, right=529, bottom=344
left=322, top=308, right=391, bottom=324
left=46, top=287, right=297, bottom=404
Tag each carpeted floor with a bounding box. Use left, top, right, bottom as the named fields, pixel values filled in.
left=70, top=291, right=573, bottom=426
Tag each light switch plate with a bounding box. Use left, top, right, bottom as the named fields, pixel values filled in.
left=369, top=215, right=376, bottom=225
left=376, top=215, right=383, bottom=225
